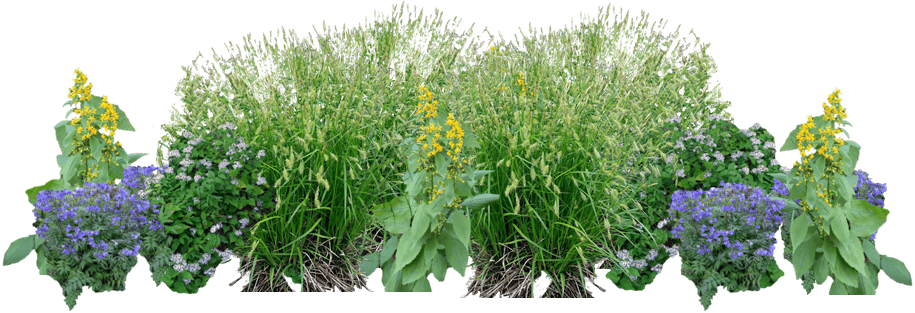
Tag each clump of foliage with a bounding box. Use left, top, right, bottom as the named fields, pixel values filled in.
left=447, top=5, right=731, bottom=297
left=147, top=123, right=273, bottom=293
left=4, top=167, right=164, bottom=310
left=775, top=89, right=911, bottom=295
left=610, top=114, right=784, bottom=290
left=4, top=69, right=146, bottom=306
left=361, top=87, right=498, bottom=291
left=670, top=182, right=785, bottom=310
left=164, top=4, right=473, bottom=291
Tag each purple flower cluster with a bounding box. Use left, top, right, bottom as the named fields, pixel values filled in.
left=32, top=167, right=164, bottom=261
left=670, top=182, right=784, bottom=261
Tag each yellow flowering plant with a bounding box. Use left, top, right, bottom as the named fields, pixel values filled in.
left=361, top=86, right=498, bottom=292
left=774, top=89, right=911, bottom=295
left=25, top=69, right=146, bottom=205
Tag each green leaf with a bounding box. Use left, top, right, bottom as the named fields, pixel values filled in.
left=844, top=200, right=888, bottom=238
left=90, top=136, right=103, bottom=161
left=464, top=132, right=481, bottom=149
left=814, top=254, right=829, bottom=284
left=881, top=256, right=912, bottom=286
left=460, top=193, right=500, bottom=210
left=761, top=260, right=784, bottom=288
left=472, top=170, right=493, bottom=182
left=374, top=197, right=412, bottom=235
left=405, top=170, right=426, bottom=198
left=36, top=246, right=48, bottom=275
left=3, top=235, right=35, bottom=266
left=394, top=226, right=429, bottom=272
left=411, top=276, right=432, bottom=292
left=379, top=236, right=399, bottom=266
left=454, top=179, right=472, bottom=198
left=359, top=253, right=379, bottom=276
left=830, top=212, right=866, bottom=273
left=834, top=173, right=855, bottom=204
left=780, top=123, right=802, bottom=151
left=452, top=210, right=471, bottom=249
left=442, top=235, right=468, bottom=276
left=127, top=153, right=146, bottom=164
left=26, top=178, right=66, bottom=206
left=843, top=140, right=861, bottom=172
left=793, top=236, right=818, bottom=279
left=790, top=213, right=810, bottom=250
left=431, top=251, right=448, bottom=282
left=823, top=236, right=838, bottom=265
left=833, top=254, right=859, bottom=288
left=60, top=155, right=80, bottom=185
left=862, top=240, right=880, bottom=269
left=112, top=104, right=136, bottom=131
left=829, top=280, right=848, bottom=295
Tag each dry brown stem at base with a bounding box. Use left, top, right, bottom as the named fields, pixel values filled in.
left=540, top=265, right=600, bottom=298
left=237, top=257, right=293, bottom=292
left=237, top=231, right=379, bottom=292
left=465, top=243, right=535, bottom=298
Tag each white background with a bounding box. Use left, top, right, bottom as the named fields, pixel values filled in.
left=1, top=0, right=912, bottom=312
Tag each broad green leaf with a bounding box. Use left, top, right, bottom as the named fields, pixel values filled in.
left=374, top=197, right=411, bottom=235
left=823, top=236, right=837, bottom=265
left=843, top=140, right=861, bottom=171
left=812, top=157, right=825, bottom=179
left=793, top=236, right=818, bottom=279
left=460, top=193, right=500, bottom=210
left=829, top=280, right=848, bottom=295
left=464, top=132, right=481, bottom=149
left=454, top=179, right=472, bottom=198
left=844, top=200, right=888, bottom=238
left=814, top=255, right=828, bottom=284
left=359, top=252, right=380, bottom=276
left=394, top=226, right=429, bottom=272
left=881, top=256, right=912, bottom=286
left=402, top=235, right=438, bottom=284
left=127, top=153, right=146, bottom=164
left=3, top=235, right=35, bottom=266
left=780, top=123, right=802, bottom=151
left=26, top=178, right=66, bottom=206
left=442, top=235, right=468, bottom=276
left=56, top=154, right=68, bottom=167
left=790, top=213, right=810, bottom=250
left=431, top=251, right=448, bottom=281
left=472, top=170, right=493, bottom=182
left=452, top=210, right=471, bottom=248
left=768, top=172, right=788, bottom=185
left=411, top=276, right=432, bottom=292
left=830, top=213, right=866, bottom=273
left=833, top=254, right=859, bottom=288
left=405, top=170, right=425, bottom=198
left=862, top=240, right=880, bottom=269
left=380, top=260, right=399, bottom=292
left=834, top=173, right=855, bottom=204
left=89, top=136, right=103, bottom=160
left=761, top=260, right=784, bottom=288
left=36, top=246, right=47, bottom=275
left=379, top=236, right=399, bottom=266
left=112, top=104, right=136, bottom=131
left=60, top=154, right=80, bottom=184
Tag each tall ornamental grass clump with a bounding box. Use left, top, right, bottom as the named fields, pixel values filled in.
left=163, top=4, right=476, bottom=291
left=445, top=5, right=730, bottom=297
left=774, top=89, right=910, bottom=295
left=670, top=182, right=785, bottom=310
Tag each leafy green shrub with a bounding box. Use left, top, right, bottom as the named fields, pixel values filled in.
left=163, top=4, right=472, bottom=291
left=14, top=167, right=163, bottom=310
left=776, top=89, right=911, bottom=295
left=362, top=86, right=498, bottom=291
left=148, top=123, right=273, bottom=293
left=609, top=115, right=784, bottom=290
left=670, top=182, right=785, bottom=310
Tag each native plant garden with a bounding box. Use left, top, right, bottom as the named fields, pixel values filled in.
left=2, top=2, right=911, bottom=310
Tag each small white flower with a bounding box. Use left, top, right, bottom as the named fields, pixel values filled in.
left=700, top=153, right=710, bottom=162
left=256, top=176, right=266, bottom=185
left=256, top=150, right=265, bottom=158
left=233, top=161, right=242, bottom=169
left=182, top=146, right=194, bottom=154
left=164, top=167, right=174, bottom=174
left=704, top=171, right=712, bottom=178
left=740, top=167, right=750, bottom=175
left=230, top=178, right=238, bottom=185
left=712, top=151, right=725, bottom=162
left=764, top=141, right=776, bottom=150
left=180, top=158, right=194, bottom=167
left=675, top=169, right=686, bottom=178
left=218, top=159, right=230, bottom=170
left=770, top=158, right=779, bottom=166
left=168, top=150, right=180, bottom=158
left=751, top=123, right=762, bottom=130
